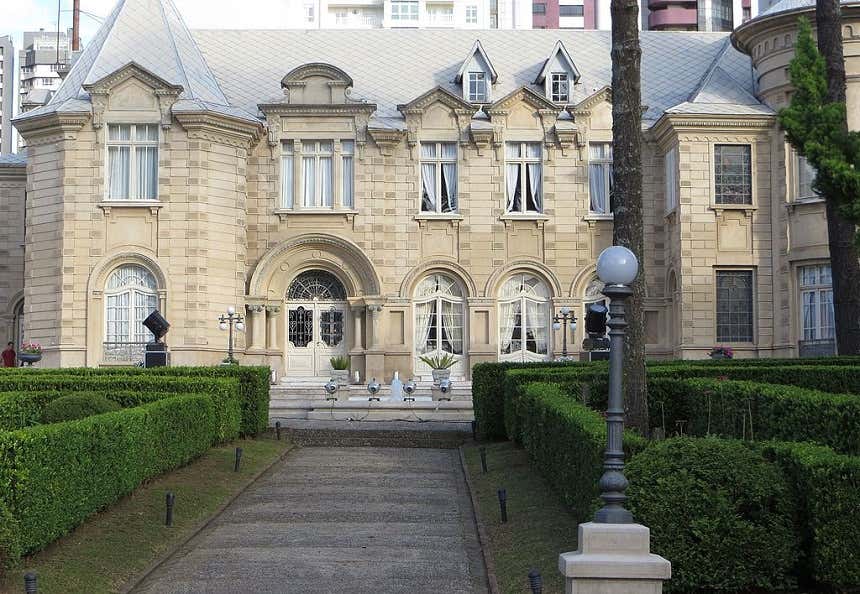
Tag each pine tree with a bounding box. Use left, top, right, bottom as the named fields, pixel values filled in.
left=780, top=15, right=860, bottom=354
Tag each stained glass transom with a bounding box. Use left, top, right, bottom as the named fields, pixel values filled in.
left=415, top=273, right=463, bottom=299
left=287, top=271, right=347, bottom=300
left=499, top=274, right=549, bottom=300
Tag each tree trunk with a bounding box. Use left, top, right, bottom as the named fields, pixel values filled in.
left=610, top=0, right=648, bottom=432
left=816, top=0, right=860, bottom=354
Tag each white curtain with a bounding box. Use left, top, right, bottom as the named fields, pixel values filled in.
left=282, top=154, right=294, bottom=208
left=414, top=301, right=434, bottom=354
left=303, top=157, right=316, bottom=207
left=442, top=162, right=457, bottom=212
left=421, top=163, right=437, bottom=212
left=108, top=146, right=131, bottom=199
left=342, top=155, right=353, bottom=207
left=821, top=290, right=835, bottom=339
left=499, top=301, right=519, bottom=354
left=589, top=163, right=606, bottom=214
left=136, top=146, right=158, bottom=200
left=320, top=156, right=333, bottom=207
left=526, top=300, right=547, bottom=354
left=441, top=300, right=463, bottom=354
left=133, top=292, right=158, bottom=342
left=802, top=291, right=816, bottom=341
left=506, top=164, right=520, bottom=212
left=106, top=292, right=130, bottom=342
left=527, top=162, right=542, bottom=212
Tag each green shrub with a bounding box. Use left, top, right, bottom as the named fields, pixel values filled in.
left=41, top=393, right=121, bottom=424
left=651, top=364, right=860, bottom=395
left=626, top=437, right=798, bottom=593
left=516, top=382, right=648, bottom=520
left=0, top=391, right=61, bottom=431
left=649, top=378, right=860, bottom=455
left=0, top=366, right=270, bottom=436
left=0, top=394, right=218, bottom=565
left=764, top=441, right=860, bottom=589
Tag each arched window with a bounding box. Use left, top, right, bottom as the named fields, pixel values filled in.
left=104, top=265, right=159, bottom=360
left=499, top=273, right=550, bottom=361
left=287, top=270, right=347, bottom=300
left=414, top=273, right=465, bottom=362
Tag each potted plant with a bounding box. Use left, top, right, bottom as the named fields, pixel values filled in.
left=419, top=353, right=458, bottom=383
left=329, top=356, right=351, bottom=383
left=708, top=346, right=734, bottom=360
left=18, top=342, right=43, bottom=366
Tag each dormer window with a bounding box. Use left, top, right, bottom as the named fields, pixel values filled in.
left=468, top=72, right=488, bottom=102
left=550, top=73, right=569, bottom=103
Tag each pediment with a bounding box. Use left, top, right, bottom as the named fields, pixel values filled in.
left=488, top=86, right=559, bottom=113
left=82, top=62, right=184, bottom=96
left=573, top=86, right=612, bottom=114
left=281, top=63, right=356, bottom=105
left=281, top=63, right=354, bottom=89
left=398, top=86, right=475, bottom=115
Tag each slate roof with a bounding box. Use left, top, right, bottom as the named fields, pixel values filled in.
left=759, top=0, right=858, bottom=18
left=0, top=154, right=27, bottom=167
left=14, top=0, right=771, bottom=130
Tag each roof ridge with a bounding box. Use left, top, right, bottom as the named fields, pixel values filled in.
left=687, top=37, right=731, bottom=103
left=154, top=0, right=192, bottom=96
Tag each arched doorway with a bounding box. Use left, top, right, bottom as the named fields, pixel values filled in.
left=498, top=273, right=551, bottom=362
left=285, top=270, right=349, bottom=377
left=103, top=264, right=160, bottom=363
left=414, top=272, right=467, bottom=380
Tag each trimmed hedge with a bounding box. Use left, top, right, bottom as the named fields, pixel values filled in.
left=764, top=441, right=860, bottom=590
left=649, top=378, right=860, bottom=455
left=0, top=394, right=218, bottom=564
left=652, top=364, right=860, bottom=395
left=42, top=393, right=120, bottom=424
left=516, top=382, right=648, bottom=520
left=626, top=437, right=798, bottom=593
left=0, top=376, right=241, bottom=442
left=0, top=365, right=271, bottom=436
left=0, top=391, right=60, bottom=431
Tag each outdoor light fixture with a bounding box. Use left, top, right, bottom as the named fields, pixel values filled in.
left=552, top=307, right=578, bottom=358
left=367, top=378, right=381, bottom=401
left=438, top=378, right=452, bottom=399
left=218, top=307, right=245, bottom=364
left=403, top=379, right=417, bottom=401
left=324, top=379, right=338, bottom=400
left=594, top=245, right=639, bottom=524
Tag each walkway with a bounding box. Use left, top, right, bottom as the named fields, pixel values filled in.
left=132, top=447, right=489, bottom=594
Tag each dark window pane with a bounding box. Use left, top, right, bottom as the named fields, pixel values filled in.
left=714, top=145, right=752, bottom=205
left=716, top=271, right=754, bottom=342
left=559, top=4, right=584, bottom=16
left=533, top=2, right=546, bottom=13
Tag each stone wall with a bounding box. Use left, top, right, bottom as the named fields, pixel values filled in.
left=0, top=163, right=25, bottom=349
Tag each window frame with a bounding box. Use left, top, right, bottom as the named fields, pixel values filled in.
left=533, top=2, right=547, bottom=13
left=391, top=0, right=419, bottom=21
left=505, top=141, right=543, bottom=215
left=794, top=152, right=820, bottom=202
left=467, top=71, right=488, bottom=102
left=280, top=138, right=356, bottom=211
left=104, top=123, right=159, bottom=201
left=588, top=142, right=613, bottom=215
left=715, top=269, right=755, bottom=344
left=713, top=143, right=753, bottom=206
left=102, top=264, right=160, bottom=361
left=419, top=141, right=458, bottom=214
left=797, top=263, right=834, bottom=342
left=559, top=4, right=585, bottom=16
left=550, top=72, right=570, bottom=103
left=465, top=4, right=479, bottom=23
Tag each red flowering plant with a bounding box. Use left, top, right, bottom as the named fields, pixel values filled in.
left=708, top=345, right=733, bottom=359
left=20, top=342, right=42, bottom=355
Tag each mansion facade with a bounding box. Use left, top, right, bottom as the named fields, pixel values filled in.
left=0, top=0, right=848, bottom=380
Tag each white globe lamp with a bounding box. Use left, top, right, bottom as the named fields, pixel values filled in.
left=227, top=306, right=236, bottom=315
left=596, top=246, right=639, bottom=286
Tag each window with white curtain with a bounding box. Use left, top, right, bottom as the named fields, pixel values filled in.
left=414, top=273, right=465, bottom=361
left=498, top=273, right=550, bottom=361
left=468, top=72, right=488, bottom=102
left=282, top=142, right=295, bottom=209
left=420, top=142, right=457, bottom=213
left=799, top=264, right=834, bottom=342
left=106, top=124, right=158, bottom=200
left=505, top=142, right=542, bottom=213
left=104, top=264, right=159, bottom=361
left=282, top=140, right=354, bottom=210
left=796, top=154, right=818, bottom=201
left=588, top=142, right=613, bottom=214
left=665, top=146, right=679, bottom=212
left=342, top=140, right=355, bottom=208
left=302, top=140, right=333, bottom=208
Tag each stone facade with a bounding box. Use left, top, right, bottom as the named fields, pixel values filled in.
left=0, top=0, right=845, bottom=378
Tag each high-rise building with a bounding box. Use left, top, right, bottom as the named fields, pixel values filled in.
left=532, top=0, right=755, bottom=30
left=288, top=0, right=533, bottom=29
left=0, top=35, right=14, bottom=154
left=18, top=29, right=72, bottom=115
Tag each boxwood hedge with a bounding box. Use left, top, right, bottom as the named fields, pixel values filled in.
left=0, top=394, right=218, bottom=565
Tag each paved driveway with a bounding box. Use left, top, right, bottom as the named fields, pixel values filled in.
left=132, top=447, right=489, bottom=594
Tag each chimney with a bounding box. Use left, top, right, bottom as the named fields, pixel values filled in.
left=72, top=0, right=80, bottom=51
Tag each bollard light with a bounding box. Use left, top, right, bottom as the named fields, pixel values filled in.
left=528, top=569, right=543, bottom=594
left=324, top=379, right=338, bottom=401
left=593, top=245, right=639, bottom=524
left=480, top=446, right=488, bottom=473
left=275, top=420, right=281, bottom=440
left=471, top=420, right=477, bottom=440
left=24, top=572, right=37, bottom=594
left=497, top=488, right=508, bottom=523
left=234, top=447, right=243, bottom=472
left=438, top=378, right=452, bottom=400
left=165, top=491, right=175, bottom=526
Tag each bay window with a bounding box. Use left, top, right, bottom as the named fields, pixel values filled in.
left=106, top=124, right=158, bottom=200
left=420, top=142, right=458, bottom=213
left=505, top=142, right=542, bottom=213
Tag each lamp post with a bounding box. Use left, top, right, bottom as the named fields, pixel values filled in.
left=218, top=306, right=245, bottom=364
left=594, top=246, right=639, bottom=524
left=552, top=307, right=577, bottom=359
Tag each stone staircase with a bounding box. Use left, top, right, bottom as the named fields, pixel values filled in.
left=269, top=379, right=474, bottom=422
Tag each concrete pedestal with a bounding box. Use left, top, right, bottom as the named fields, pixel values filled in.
left=559, top=522, right=671, bottom=594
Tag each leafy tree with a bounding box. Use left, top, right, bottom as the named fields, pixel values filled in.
left=779, top=13, right=860, bottom=354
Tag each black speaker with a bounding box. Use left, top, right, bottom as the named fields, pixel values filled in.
left=145, top=350, right=169, bottom=368
left=143, top=310, right=170, bottom=341
left=584, top=303, right=608, bottom=335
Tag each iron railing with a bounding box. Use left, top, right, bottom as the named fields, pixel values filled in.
left=102, top=342, right=147, bottom=364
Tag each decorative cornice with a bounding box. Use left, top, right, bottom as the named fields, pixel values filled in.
left=257, top=103, right=377, bottom=117
left=82, top=61, right=184, bottom=96
left=487, top=85, right=560, bottom=115
left=13, top=112, right=90, bottom=143
left=367, top=127, right=405, bottom=156
left=173, top=111, right=263, bottom=148
left=571, top=85, right=612, bottom=117
left=282, top=63, right=354, bottom=89
left=652, top=113, right=777, bottom=135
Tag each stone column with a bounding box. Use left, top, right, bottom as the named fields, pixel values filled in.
left=351, top=305, right=365, bottom=351
left=367, top=304, right=383, bottom=350
left=559, top=523, right=671, bottom=594
left=364, top=304, right=385, bottom=381
left=266, top=305, right=281, bottom=351
left=247, top=305, right=265, bottom=351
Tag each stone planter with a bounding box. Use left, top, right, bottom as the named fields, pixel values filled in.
left=18, top=353, right=42, bottom=366
left=331, top=369, right=350, bottom=384
left=431, top=368, right=451, bottom=384
left=709, top=353, right=731, bottom=360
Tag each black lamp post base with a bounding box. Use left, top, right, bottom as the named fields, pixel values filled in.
left=594, top=507, right=634, bottom=524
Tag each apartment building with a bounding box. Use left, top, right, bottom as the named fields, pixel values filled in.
left=0, top=36, right=13, bottom=154
left=18, top=29, right=71, bottom=114
left=533, top=0, right=756, bottom=30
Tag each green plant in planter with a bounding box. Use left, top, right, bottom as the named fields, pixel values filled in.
left=330, top=356, right=350, bottom=370
left=418, top=353, right=458, bottom=369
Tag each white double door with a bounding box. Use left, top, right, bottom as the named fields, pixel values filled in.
left=285, top=301, right=348, bottom=377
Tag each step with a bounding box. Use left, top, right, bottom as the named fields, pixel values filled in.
left=269, top=419, right=474, bottom=449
